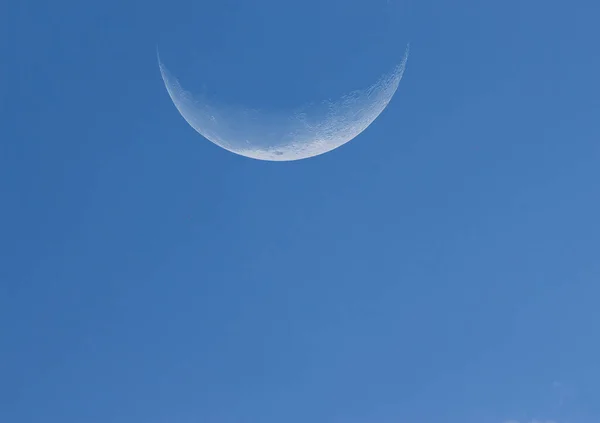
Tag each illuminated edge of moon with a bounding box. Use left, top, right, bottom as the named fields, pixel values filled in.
left=158, top=45, right=409, bottom=161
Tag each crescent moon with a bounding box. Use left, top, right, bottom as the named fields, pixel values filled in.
left=158, top=46, right=409, bottom=161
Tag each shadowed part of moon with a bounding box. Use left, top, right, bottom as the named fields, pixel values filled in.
left=158, top=46, right=409, bottom=161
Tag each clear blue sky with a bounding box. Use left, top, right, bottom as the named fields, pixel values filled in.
left=1, top=1, right=599, bottom=423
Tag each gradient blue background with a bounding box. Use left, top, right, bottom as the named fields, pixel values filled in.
left=1, top=1, right=599, bottom=422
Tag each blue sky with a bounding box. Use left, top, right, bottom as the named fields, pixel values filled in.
left=1, top=0, right=599, bottom=422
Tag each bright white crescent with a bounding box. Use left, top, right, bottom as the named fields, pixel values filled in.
left=158, top=46, right=408, bottom=161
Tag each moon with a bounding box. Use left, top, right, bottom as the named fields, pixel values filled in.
left=158, top=46, right=409, bottom=161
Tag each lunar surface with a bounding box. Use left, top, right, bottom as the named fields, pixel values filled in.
left=158, top=46, right=409, bottom=161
